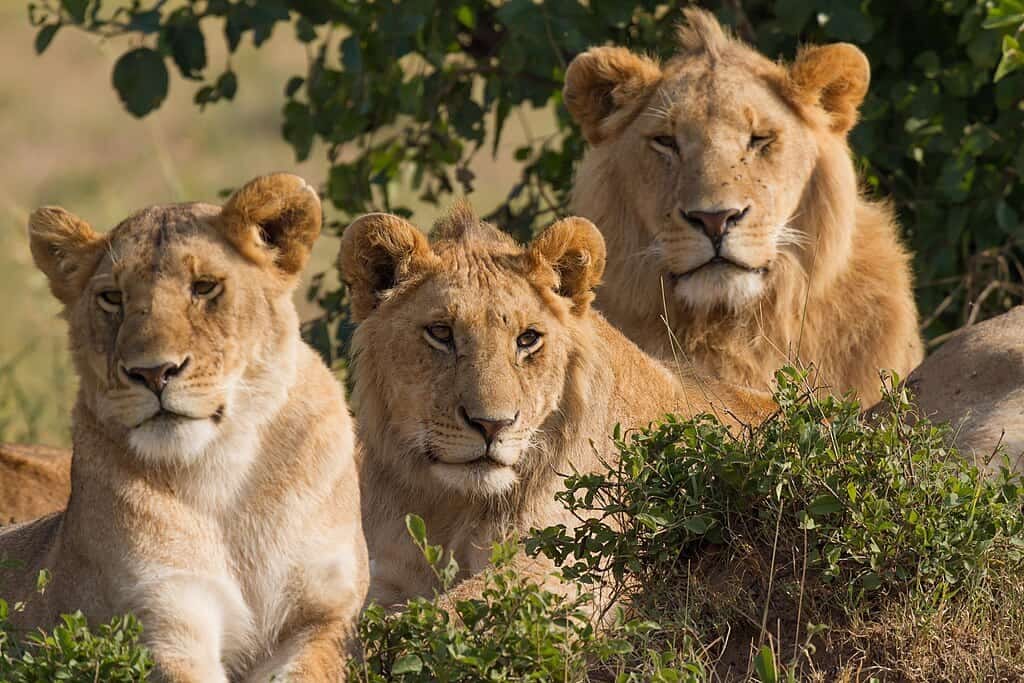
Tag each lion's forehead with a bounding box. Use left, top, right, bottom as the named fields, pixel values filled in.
left=654, top=64, right=794, bottom=133
left=419, top=267, right=554, bottom=325
left=96, top=205, right=239, bottom=283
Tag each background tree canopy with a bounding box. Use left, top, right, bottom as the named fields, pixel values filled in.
left=29, top=0, right=1024, bottom=363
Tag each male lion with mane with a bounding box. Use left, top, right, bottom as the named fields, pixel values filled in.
left=0, top=174, right=368, bottom=682
left=565, top=9, right=923, bottom=404
left=339, top=204, right=774, bottom=606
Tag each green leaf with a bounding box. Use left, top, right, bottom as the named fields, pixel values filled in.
left=807, top=494, right=843, bottom=518
left=682, top=515, right=713, bottom=535
left=391, top=653, right=424, bottom=674
left=217, top=70, right=238, bottom=100
left=111, top=47, right=169, bottom=117
left=406, top=513, right=427, bottom=545
left=754, top=645, right=778, bottom=683
left=982, top=12, right=1024, bottom=29
left=862, top=572, right=882, bottom=590
left=283, top=100, right=315, bottom=161
left=34, top=23, right=60, bottom=55
left=166, top=18, right=207, bottom=79
left=455, top=5, right=476, bottom=30
left=61, top=0, right=89, bottom=23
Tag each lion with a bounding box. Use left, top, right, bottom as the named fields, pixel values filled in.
left=338, top=204, right=775, bottom=606
left=897, top=305, right=1024, bottom=473
left=0, top=174, right=368, bottom=683
left=0, top=443, right=70, bottom=526
left=564, top=8, right=923, bottom=405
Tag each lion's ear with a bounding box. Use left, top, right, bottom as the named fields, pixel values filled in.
left=338, top=213, right=433, bottom=322
left=564, top=46, right=662, bottom=145
left=220, top=173, right=322, bottom=277
left=530, top=216, right=606, bottom=313
left=28, top=207, right=104, bottom=305
left=789, top=43, right=870, bottom=135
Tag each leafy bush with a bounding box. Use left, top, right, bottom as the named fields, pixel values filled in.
left=28, top=0, right=1024, bottom=354
left=0, top=600, right=152, bottom=682
left=351, top=516, right=704, bottom=682
left=528, top=369, right=1024, bottom=600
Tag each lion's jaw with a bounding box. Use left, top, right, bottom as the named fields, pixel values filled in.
left=66, top=204, right=299, bottom=468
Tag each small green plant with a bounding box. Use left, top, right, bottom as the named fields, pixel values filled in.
left=0, top=602, right=152, bottom=682
left=350, top=514, right=702, bottom=682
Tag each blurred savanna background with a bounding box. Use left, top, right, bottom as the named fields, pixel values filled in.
left=0, top=1, right=553, bottom=447
left=0, top=1, right=318, bottom=445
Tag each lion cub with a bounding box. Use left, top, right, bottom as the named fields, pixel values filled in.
left=0, top=174, right=368, bottom=682
left=338, top=205, right=773, bottom=606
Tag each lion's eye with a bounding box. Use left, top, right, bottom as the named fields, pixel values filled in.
left=192, top=279, right=223, bottom=299
left=651, top=135, right=679, bottom=153
left=97, top=289, right=123, bottom=312
left=516, top=329, right=543, bottom=351
left=749, top=132, right=775, bottom=151
left=424, top=324, right=454, bottom=350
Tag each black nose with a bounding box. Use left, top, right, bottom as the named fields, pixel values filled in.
left=125, top=359, right=188, bottom=395
left=460, top=407, right=518, bottom=445
left=683, top=207, right=748, bottom=246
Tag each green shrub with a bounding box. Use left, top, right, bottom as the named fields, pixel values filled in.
left=0, top=600, right=152, bottom=682
left=528, top=368, right=1024, bottom=603
left=350, top=516, right=704, bottom=682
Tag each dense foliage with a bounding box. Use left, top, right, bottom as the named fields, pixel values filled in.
left=529, top=369, right=1024, bottom=599
left=27, top=0, right=1024, bottom=359
left=353, top=370, right=1024, bottom=679
left=351, top=517, right=707, bottom=682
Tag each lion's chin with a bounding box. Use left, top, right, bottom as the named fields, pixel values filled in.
left=128, top=414, right=220, bottom=466
left=430, top=460, right=518, bottom=496
left=670, top=265, right=767, bottom=311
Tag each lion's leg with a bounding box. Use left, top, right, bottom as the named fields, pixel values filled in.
left=243, top=619, right=355, bottom=683
left=129, top=571, right=249, bottom=683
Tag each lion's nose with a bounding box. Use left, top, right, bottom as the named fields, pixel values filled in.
left=460, top=407, right=518, bottom=445
left=124, top=358, right=189, bottom=395
left=682, top=207, right=748, bottom=247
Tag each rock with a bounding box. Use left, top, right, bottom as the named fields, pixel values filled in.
left=0, top=443, right=71, bottom=527
left=905, top=306, right=1024, bottom=473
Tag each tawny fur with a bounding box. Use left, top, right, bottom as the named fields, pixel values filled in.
left=896, top=305, right=1024, bottom=474
left=0, top=444, right=70, bottom=526
left=0, top=174, right=367, bottom=683
left=338, top=206, right=775, bottom=606
left=566, top=8, right=923, bottom=405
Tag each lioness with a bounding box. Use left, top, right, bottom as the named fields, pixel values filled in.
left=0, top=174, right=368, bottom=682
left=339, top=205, right=774, bottom=605
left=565, top=9, right=923, bottom=405
left=898, top=306, right=1024, bottom=473
left=0, top=443, right=70, bottom=526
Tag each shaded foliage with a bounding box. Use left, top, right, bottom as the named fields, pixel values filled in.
left=28, top=0, right=1024, bottom=359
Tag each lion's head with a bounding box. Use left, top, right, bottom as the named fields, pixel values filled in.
left=565, top=8, right=868, bottom=312
left=340, top=205, right=605, bottom=497
left=29, top=173, right=322, bottom=465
